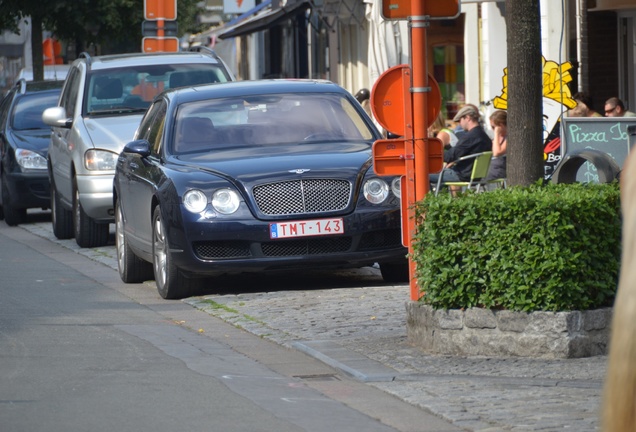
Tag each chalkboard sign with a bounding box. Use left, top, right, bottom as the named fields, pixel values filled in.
left=561, top=117, right=636, bottom=183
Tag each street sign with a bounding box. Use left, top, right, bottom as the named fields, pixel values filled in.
left=373, top=138, right=412, bottom=176
left=371, top=65, right=442, bottom=136
left=382, top=0, right=460, bottom=20
left=426, top=137, right=444, bottom=174
left=373, top=137, right=443, bottom=177
left=142, top=20, right=178, bottom=37
left=145, top=0, right=177, bottom=20
left=371, top=65, right=411, bottom=137
left=142, top=37, right=179, bottom=53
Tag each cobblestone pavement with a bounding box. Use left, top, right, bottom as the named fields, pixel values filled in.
left=20, top=216, right=607, bottom=432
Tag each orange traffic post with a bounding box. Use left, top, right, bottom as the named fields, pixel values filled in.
left=409, top=3, right=429, bottom=301
left=370, top=65, right=418, bottom=297
left=374, top=0, right=456, bottom=301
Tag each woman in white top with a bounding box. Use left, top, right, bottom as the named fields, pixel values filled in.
left=429, top=111, right=458, bottom=149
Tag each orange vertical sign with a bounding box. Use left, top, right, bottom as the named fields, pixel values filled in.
left=382, top=0, right=460, bottom=20
left=143, top=37, right=179, bottom=53
left=145, top=0, right=177, bottom=20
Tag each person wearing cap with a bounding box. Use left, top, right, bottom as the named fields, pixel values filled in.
left=430, top=104, right=492, bottom=185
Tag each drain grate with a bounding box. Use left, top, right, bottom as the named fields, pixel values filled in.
left=294, top=374, right=341, bottom=382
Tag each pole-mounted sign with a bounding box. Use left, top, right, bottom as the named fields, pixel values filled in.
left=382, top=0, right=460, bottom=20
left=372, top=0, right=459, bottom=300
left=142, top=0, right=179, bottom=52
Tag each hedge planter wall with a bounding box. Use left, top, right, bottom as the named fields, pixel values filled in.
left=413, top=182, right=620, bottom=312
left=406, top=303, right=612, bottom=359
left=408, top=183, right=621, bottom=358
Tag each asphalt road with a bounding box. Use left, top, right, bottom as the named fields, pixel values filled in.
left=0, top=215, right=459, bottom=432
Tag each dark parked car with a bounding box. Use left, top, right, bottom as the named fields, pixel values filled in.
left=114, top=79, right=408, bottom=299
left=0, top=79, right=63, bottom=225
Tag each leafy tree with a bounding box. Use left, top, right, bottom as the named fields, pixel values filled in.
left=0, top=0, right=203, bottom=81
left=0, top=0, right=55, bottom=82
left=505, top=0, right=544, bottom=187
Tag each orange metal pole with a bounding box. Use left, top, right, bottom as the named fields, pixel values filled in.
left=408, top=2, right=430, bottom=301
left=158, top=0, right=165, bottom=52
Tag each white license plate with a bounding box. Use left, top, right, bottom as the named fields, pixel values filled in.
left=269, top=218, right=344, bottom=239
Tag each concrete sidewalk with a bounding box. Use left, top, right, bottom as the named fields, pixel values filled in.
left=185, top=286, right=607, bottom=432
left=21, top=218, right=607, bottom=431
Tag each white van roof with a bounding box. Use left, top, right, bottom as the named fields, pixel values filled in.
left=17, top=64, right=70, bottom=81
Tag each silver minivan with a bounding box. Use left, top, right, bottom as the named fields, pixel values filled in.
left=43, top=49, right=234, bottom=247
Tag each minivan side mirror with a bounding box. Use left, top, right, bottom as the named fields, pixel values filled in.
left=42, top=106, right=72, bottom=128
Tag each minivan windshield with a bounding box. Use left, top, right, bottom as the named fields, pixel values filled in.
left=84, top=64, right=231, bottom=116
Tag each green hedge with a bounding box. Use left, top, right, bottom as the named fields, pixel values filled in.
left=412, top=182, right=621, bottom=312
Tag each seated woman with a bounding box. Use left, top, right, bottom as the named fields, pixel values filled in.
left=486, top=110, right=507, bottom=181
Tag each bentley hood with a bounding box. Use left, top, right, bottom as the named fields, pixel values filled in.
left=174, top=142, right=374, bottom=183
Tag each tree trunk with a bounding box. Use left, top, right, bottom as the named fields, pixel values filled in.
left=30, top=15, right=44, bottom=82
left=505, top=0, right=544, bottom=186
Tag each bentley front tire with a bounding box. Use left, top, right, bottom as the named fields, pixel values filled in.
left=152, top=206, right=193, bottom=299
left=380, top=259, right=410, bottom=283
left=116, top=200, right=152, bottom=283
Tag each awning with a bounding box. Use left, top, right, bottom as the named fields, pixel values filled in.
left=218, top=0, right=312, bottom=39
left=224, top=0, right=272, bottom=27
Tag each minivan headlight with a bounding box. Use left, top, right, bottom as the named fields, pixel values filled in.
left=85, top=149, right=119, bottom=171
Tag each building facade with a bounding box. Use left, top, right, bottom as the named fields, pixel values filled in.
left=196, top=0, right=635, bottom=122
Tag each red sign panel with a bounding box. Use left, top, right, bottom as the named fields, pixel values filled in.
left=142, top=37, right=179, bottom=53
left=145, top=0, right=177, bottom=20
left=382, top=0, right=460, bottom=20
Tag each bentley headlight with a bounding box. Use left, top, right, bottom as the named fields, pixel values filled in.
left=183, top=189, right=208, bottom=213
left=363, top=178, right=389, bottom=204
left=391, top=177, right=401, bottom=199
left=15, top=149, right=47, bottom=169
left=85, top=149, right=118, bottom=171
left=212, top=189, right=240, bottom=214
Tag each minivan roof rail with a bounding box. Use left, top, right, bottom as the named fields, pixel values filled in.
left=187, top=45, right=221, bottom=61
left=16, top=78, right=27, bottom=94
left=79, top=52, right=93, bottom=68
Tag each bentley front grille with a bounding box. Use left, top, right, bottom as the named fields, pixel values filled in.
left=253, top=179, right=351, bottom=215
left=261, top=237, right=352, bottom=257
left=359, top=229, right=403, bottom=250
left=194, top=241, right=251, bottom=260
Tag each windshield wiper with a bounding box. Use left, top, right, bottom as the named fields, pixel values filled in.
left=87, top=107, right=147, bottom=116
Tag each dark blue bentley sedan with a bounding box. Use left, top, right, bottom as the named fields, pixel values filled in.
left=114, top=79, right=408, bottom=299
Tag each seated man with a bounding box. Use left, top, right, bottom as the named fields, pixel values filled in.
left=429, top=104, right=492, bottom=185
left=604, top=97, right=636, bottom=118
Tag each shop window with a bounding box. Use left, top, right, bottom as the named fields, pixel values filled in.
left=432, top=44, right=465, bottom=120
